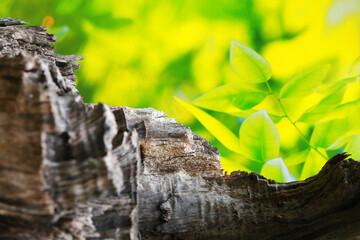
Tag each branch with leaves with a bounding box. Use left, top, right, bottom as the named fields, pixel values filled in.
left=176, top=40, right=360, bottom=182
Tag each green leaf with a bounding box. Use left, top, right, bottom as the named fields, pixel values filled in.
left=300, top=149, right=327, bottom=180
left=260, top=158, right=291, bottom=183
left=229, top=110, right=284, bottom=123
left=284, top=148, right=311, bottom=167
left=230, top=40, right=272, bottom=83
left=319, top=99, right=360, bottom=122
left=239, top=110, right=280, bottom=162
left=298, top=80, right=348, bottom=123
left=220, top=155, right=253, bottom=173
left=349, top=107, right=360, bottom=135
left=345, top=135, right=360, bottom=161
left=280, top=65, right=330, bottom=98
left=174, top=96, right=242, bottom=153
left=310, top=118, right=351, bottom=150
left=349, top=56, right=360, bottom=76
left=280, top=95, right=321, bottom=121
left=326, top=136, right=352, bottom=151
left=316, top=76, right=358, bottom=95
left=223, top=94, right=285, bottom=123
left=193, top=84, right=267, bottom=112
left=315, top=105, right=360, bottom=147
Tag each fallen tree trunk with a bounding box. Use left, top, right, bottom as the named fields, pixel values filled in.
left=0, top=18, right=359, bottom=240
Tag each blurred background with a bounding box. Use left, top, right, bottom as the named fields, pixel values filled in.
left=1, top=0, right=359, bottom=173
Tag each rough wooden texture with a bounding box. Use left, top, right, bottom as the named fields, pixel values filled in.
left=0, top=17, right=29, bottom=26
left=1, top=18, right=360, bottom=240
left=113, top=107, right=360, bottom=239
left=0, top=30, right=139, bottom=239
left=138, top=153, right=360, bottom=239
left=0, top=17, right=83, bottom=93
left=107, top=106, right=222, bottom=177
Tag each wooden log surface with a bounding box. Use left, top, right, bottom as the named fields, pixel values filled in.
left=0, top=18, right=359, bottom=240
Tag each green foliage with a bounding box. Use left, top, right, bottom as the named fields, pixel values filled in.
left=177, top=40, right=360, bottom=183
left=230, top=40, right=272, bottom=83
left=310, top=118, right=351, bottom=150
left=239, top=110, right=279, bottom=162
left=345, top=135, right=360, bottom=160
left=350, top=56, right=360, bottom=75
left=260, top=158, right=291, bottom=183
left=192, top=84, right=267, bottom=112
left=300, top=149, right=327, bottom=180
left=297, top=78, right=351, bottom=123
left=174, top=96, right=242, bottom=153
left=279, top=65, right=330, bottom=98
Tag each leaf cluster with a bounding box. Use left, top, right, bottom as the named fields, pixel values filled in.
left=176, top=40, right=360, bottom=182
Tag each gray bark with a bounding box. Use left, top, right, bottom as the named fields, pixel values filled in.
left=0, top=18, right=360, bottom=240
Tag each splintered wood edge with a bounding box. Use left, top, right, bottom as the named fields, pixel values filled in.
left=0, top=18, right=29, bottom=26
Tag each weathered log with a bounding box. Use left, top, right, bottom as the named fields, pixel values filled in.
left=0, top=17, right=83, bottom=93
left=0, top=18, right=360, bottom=240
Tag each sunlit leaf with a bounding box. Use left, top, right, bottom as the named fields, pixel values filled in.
left=227, top=94, right=285, bottom=123
left=311, top=103, right=360, bottom=149
left=284, top=148, right=311, bottom=166
left=230, top=40, right=272, bottom=83
left=300, top=149, right=327, bottom=180
left=345, top=135, right=360, bottom=161
left=326, top=136, right=352, bottom=151
left=229, top=110, right=284, bottom=123
left=253, top=94, right=285, bottom=117
left=280, top=65, right=330, bottom=98
left=310, top=118, right=351, bottom=150
left=280, top=93, right=322, bottom=121
left=298, top=80, right=348, bottom=123
left=239, top=110, right=280, bottom=162
left=316, top=76, right=358, bottom=95
left=319, top=99, right=360, bottom=122
left=193, top=84, right=267, bottom=112
left=342, top=78, right=360, bottom=103
left=260, top=158, right=291, bottom=183
left=220, top=155, right=253, bottom=173
left=349, top=56, right=360, bottom=76
left=349, top=107, right=360, bottom=135
left=174, top=96, right=242, bottom=153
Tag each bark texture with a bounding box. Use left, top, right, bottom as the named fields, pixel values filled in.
left=0, top=18, right=360, bottom=240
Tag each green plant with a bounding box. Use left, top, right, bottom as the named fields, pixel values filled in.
left=175, top=40, right=360, bottom=182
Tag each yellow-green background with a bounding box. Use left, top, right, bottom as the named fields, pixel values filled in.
left=2, top=0, right=359, bottom=173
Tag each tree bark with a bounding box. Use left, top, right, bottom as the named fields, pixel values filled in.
left=0, top=18, right=359, bottom=240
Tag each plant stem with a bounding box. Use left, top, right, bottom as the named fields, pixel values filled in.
left=264, top=81, right=328, bottom=160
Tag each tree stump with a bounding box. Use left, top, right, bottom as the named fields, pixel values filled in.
left=0, top=18, right=360, bottom=240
